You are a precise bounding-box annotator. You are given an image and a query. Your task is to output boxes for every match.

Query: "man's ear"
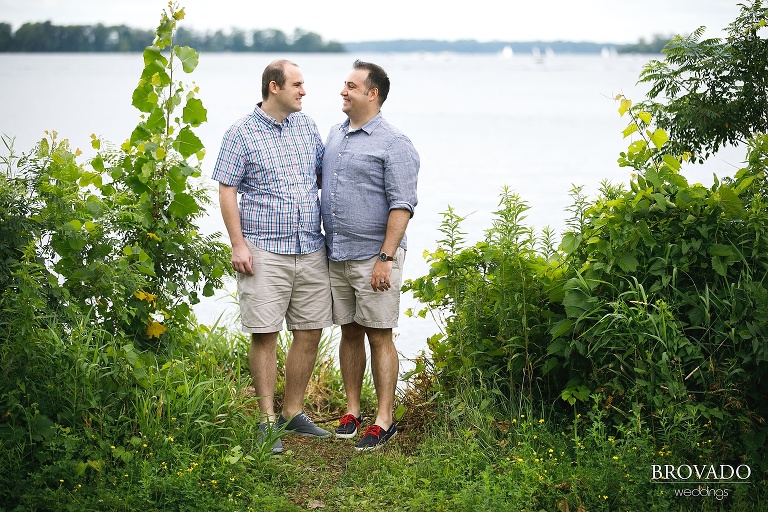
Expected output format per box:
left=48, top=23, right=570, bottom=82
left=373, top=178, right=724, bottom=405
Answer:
left=368, top=87, right=379, bottom=103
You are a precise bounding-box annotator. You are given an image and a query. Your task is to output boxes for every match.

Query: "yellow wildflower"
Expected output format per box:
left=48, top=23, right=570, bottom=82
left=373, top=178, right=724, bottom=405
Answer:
left=147, top=321, right=167, bottom=338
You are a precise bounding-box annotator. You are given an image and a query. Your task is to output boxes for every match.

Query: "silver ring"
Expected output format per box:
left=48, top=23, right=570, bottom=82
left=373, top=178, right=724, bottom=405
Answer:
left=380, top=281, right=386, bottom=284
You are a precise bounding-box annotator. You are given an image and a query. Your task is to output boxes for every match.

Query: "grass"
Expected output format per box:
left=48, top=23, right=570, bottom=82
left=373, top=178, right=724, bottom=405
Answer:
left=1, top=322, right=766, bottom=512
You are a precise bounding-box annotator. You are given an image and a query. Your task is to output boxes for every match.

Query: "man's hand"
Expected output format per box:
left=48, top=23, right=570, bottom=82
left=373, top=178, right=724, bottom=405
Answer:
left=370, top=260, right=392, bottom=291
left=231, top=243, right=253, bottom=276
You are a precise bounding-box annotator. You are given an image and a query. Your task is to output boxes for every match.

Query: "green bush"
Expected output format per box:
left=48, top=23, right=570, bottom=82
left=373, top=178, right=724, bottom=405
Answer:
left=406, top=1, right=768, bottom=474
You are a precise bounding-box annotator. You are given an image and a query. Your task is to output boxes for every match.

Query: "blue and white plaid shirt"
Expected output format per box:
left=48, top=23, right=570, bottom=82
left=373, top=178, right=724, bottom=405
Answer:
left=212, top=104, right=325, bottom=255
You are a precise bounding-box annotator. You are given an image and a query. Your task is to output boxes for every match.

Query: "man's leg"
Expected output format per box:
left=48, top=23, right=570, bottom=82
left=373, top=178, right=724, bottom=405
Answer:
left=281, top=328, right=322, bottom=418
left=249, top=331, right=279, bottom=423
left=339, top=322, right=367, bottom=418
left=365, top=327, right=398, bottom=429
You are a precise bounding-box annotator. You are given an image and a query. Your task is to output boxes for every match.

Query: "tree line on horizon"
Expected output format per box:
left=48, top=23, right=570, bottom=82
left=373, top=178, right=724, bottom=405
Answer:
left=0, top=21, right=672, bottom=53
left=0, top=22, right=344, bottom=52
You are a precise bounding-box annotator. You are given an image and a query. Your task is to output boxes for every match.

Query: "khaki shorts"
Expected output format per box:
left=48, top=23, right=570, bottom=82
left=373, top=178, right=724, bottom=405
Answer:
left=237, top=240, right=332, bottom=333
left=328, top=247, right=405, bottom=329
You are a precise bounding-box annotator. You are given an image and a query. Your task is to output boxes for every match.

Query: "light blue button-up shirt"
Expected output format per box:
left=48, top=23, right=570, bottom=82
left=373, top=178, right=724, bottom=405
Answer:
left=321, top=113, right=419, bottom=262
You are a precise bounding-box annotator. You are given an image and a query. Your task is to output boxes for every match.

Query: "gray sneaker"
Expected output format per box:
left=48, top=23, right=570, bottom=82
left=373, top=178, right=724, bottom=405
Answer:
left=277, top=411, right=331, bottom=438
left=258, top=422, right=283, bottom=454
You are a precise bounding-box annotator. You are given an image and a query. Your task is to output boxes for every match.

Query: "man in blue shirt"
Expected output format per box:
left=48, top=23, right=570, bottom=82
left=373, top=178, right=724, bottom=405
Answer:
left=213, top=59, right=332, bottom=454
left=321, top=60, right=420, bottom=451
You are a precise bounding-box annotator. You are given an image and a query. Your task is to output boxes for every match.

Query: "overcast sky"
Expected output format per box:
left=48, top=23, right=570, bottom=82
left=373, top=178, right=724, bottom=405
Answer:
left=0, top=0, right=742, bottom=44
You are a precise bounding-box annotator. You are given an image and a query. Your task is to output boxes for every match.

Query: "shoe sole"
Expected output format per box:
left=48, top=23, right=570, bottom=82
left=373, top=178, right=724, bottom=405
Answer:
left=354, top=430, right=397, bottom=452
left=285, top=430, right=332, bottom=438
left=335, top=429, right=358, bottom=439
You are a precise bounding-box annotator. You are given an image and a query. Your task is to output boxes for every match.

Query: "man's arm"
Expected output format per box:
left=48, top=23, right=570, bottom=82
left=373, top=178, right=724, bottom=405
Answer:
left=219, top=183, right=253, bottom=276
left=370, top=208, right=411, bottom=291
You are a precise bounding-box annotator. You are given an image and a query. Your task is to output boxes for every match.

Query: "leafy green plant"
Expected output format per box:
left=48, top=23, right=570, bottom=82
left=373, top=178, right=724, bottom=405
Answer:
left=636, top=0, right=768, bottom=162
left=404, top=188, right=561, bottom=401
left=406, top=8, right=768, bottom=473
left=90, top=2, right=231, bottom=346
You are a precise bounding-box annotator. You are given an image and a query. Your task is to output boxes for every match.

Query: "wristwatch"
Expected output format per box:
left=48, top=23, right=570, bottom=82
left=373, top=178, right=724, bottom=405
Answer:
left=379, top=252, right=394, bottom=262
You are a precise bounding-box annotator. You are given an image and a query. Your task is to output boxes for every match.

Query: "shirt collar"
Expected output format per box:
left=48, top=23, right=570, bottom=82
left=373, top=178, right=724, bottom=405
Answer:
left=342, top=111, right=383, bottom=135
left=254, top=102, right=292, bottom=128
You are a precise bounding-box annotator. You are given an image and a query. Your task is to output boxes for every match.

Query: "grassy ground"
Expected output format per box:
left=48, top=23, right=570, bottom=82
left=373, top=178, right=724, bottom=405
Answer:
left=235, top=413, right=766, bottom=512
left=256, top=418, right=421, bottom=510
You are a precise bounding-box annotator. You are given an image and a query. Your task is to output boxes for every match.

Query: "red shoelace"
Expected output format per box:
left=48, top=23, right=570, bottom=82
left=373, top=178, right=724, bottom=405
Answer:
left=339, top=414, right=361, bottom=427
left=361, top=425, right=382, bottom=438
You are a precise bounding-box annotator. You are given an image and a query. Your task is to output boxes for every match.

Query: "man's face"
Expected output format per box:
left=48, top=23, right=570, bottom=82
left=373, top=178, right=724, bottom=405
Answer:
left=340, top=68, right=371, bottom=116
left=275, top=64, right=306, bottom=113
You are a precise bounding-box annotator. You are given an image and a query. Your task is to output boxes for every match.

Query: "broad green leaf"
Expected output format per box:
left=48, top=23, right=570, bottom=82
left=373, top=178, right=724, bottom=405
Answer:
left=168, top=165, right=187, bottom=193
left=637, top=220, right=656, bottom=246
left=174, top=126, right=204, bottom=157
left=661, top=153, right=681, bottom=171
left=151, top=70, right=171, bottom=88
left=559, top=232, right=581, bottom=255
left=142, top=45, right=168, bottom=67
left=649, top=128, right=669, bottom=149
left=622, top=123, right=639, bottom=138
left=733, top=173, right=756, bottom=194
left=91, top=155, right=104, bottom=173
left=125, top=174, right=152, bottom=195
left=645, top=168, right=662, bottom=188
left=141, top=60, right=166, bottom=82
left=132, top=82, right=158, bottom=113
left=548, top=323, right=572, bottom=343
left=174, top=46, right=199, bottom=73
left=638, top=111, right=652, bottom=124
left=651, top=192, right=668, bottom=212
left=712, top=255, right=727, bottom=277
left=168, top=192, right=200, bottom=218
left=129, top=125, right=151, bottom=146
left=31, top=414, right=56, bottom=441
left=708, top=244, right=735, bottom=257
left=627, top=139, right=647, bottom=155
left=563, top=287, right=593, bottom=318
left=145, top=108, right=166, bottom=133
left=182, top=97, right=207, bottom=126
left=155, top=18, right=174, bottom=48
left=617, top=252, right=639, bottom=272
left=717, top=185, right=745, bottom=217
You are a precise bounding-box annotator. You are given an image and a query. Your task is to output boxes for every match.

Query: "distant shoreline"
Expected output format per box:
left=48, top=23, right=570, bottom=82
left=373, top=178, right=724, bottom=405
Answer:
left=0, top=21, right=670, bottom=53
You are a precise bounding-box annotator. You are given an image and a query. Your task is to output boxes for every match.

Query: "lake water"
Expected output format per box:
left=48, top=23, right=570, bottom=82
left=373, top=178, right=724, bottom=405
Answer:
left=0, top=52, right=745, bottom=361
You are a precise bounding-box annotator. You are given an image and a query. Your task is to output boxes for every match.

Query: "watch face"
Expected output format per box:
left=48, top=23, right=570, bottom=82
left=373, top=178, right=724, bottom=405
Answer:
left=379, top=253, right=387, bottom=262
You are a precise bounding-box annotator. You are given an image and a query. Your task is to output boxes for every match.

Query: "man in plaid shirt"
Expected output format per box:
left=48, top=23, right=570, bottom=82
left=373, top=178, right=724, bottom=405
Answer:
left=212, top=59, right=332, bottom=454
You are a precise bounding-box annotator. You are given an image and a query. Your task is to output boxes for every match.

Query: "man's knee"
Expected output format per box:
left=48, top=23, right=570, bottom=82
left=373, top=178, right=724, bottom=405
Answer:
left=364, top=327, right=394, bottom=348
left=341, top=322, right=366, bottom=342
